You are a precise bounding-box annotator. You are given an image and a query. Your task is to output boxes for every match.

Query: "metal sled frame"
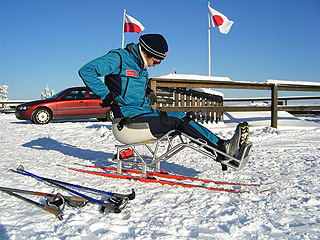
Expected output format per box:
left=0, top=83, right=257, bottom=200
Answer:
left=114, top=130, right=253, bottom=177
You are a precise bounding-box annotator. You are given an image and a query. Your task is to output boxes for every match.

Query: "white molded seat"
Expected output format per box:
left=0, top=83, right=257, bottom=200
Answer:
left=112, top=118, right=157, bottom=145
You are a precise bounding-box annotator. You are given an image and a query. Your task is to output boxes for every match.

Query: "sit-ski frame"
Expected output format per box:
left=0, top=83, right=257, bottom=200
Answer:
left=114, top=130, right=253, bottom=177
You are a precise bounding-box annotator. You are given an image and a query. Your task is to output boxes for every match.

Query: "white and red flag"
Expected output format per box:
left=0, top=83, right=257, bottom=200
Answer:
left=208, top=6, right=234, bottom=34
left=124, top=13, right=145, bottom=34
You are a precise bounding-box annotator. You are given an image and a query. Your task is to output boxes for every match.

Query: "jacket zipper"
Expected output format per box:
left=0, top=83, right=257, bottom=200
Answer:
left=122, top=77, right=130, bottom=99
left=140, top=77, right=148, bottom=107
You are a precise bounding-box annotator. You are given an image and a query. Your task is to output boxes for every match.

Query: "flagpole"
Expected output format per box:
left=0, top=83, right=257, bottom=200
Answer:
left=121, top=9, right=126, bottom=48
left=208, top=2, right=211, bottom=76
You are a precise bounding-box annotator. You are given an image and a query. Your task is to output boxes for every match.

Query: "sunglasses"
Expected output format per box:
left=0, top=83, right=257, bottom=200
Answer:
left=152, top=57, right=161, bottom=65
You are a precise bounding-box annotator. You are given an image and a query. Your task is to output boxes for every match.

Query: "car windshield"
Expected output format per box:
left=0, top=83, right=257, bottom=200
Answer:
left=47, top=89, right=71, bottom=99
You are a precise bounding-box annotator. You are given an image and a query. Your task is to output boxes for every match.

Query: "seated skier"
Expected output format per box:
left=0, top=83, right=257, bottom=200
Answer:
left=78, top=34, right=249, bottom=168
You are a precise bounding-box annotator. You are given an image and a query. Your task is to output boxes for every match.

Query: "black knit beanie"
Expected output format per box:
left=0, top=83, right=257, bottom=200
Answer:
left=139, top=34, right=168, bottom=60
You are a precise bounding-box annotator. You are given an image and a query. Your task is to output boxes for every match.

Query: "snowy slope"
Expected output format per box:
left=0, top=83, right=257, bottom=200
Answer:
left=0, top=113, right=319, bottom=240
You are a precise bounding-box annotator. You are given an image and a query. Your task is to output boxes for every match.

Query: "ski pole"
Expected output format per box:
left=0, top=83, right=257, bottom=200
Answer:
left=0, top=186, right=88, bottom=208
left=14, top=165, right=135, bottom=200
left=0, top=188, right=63, bottom=220
left=56, top=164, right=135, bottom=200
left=11, top=166, right=122, bottom=213
left=13, top=168, right=121, bottom=213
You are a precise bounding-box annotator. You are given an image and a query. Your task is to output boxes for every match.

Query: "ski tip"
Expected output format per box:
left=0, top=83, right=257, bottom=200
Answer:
left=263, top=181, right=277, bottom=186
left=56, top=164, right=71, bottom=169
left=258, top=188, right=276, bottom=194
left=8, top=165, right=25, bottom=173
left=16, top=165, right=25, bottom=172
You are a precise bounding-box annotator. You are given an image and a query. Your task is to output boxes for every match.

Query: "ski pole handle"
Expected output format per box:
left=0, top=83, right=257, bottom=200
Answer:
left=0, top=189, right=64, bottom=220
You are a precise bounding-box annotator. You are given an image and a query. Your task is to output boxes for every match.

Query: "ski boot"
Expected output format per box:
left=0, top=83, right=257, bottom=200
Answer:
left=222, top=122, right=252, bottom=170
left=225, top=121, right=249, bottom=157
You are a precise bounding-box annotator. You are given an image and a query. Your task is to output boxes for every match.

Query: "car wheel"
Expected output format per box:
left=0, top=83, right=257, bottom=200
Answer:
left=106, top=109, right=114, bottom=121
left=32, top=108, right=52, bottom=124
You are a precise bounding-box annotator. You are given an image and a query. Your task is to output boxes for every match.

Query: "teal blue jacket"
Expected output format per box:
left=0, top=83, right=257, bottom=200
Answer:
left=79, top=43, right=222, bottom=147
left=79, top=43, right=157, bottom=117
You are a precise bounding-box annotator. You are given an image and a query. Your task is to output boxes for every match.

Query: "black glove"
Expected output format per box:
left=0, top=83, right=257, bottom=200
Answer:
left=100, top=92, right=115, bottom=108
left=146, top=87, right=157, bottom=105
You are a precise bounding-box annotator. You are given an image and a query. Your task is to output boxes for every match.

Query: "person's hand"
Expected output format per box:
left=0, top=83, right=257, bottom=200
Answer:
left=146, top=87, right=157, bottom=105
left=100, top=92, right=115, bottom=108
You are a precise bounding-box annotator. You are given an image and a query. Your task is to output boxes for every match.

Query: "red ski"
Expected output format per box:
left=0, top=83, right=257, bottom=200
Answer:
left=75, top=163, right=274, bottom=187
left=64, top=166, right=251, bottom=194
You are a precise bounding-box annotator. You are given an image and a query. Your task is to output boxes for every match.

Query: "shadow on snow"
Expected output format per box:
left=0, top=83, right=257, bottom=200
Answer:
left=22, top=137, right=200, bottom=176
left=22, top=137, right=114, bottom=165
left=0, top=223, right=9, bottom=240
left=224, top=112, right=301, bottom=124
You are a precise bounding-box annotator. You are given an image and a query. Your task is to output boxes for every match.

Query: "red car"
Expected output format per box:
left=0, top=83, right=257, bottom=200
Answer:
left=15, top=87, right=113, bottom=124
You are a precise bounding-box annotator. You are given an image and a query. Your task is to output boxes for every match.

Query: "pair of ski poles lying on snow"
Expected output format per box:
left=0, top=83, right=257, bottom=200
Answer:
left=0, top=165, right=135, bottom=220
left=0, top=186, right=87, bottom=220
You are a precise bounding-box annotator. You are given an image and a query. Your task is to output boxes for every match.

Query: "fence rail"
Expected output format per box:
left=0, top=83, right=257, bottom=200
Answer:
left=224, top=95, right=320, bottom=103
left=159, top=105, right=320, bottom=112
left=151, top=77, right=320, bottom=128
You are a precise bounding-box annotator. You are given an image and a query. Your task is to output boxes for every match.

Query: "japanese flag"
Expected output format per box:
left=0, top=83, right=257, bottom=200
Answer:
left=124, top=14, right=145, bottom=34
left=208, top=6, right=234, bottom=34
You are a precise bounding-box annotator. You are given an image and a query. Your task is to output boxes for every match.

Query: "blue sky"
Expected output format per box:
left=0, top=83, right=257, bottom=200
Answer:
left=0, top=0, right=319, bottom=100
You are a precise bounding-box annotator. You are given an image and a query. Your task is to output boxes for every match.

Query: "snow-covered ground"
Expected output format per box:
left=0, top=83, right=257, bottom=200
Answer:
left=0, top=113, right=319, bottom=240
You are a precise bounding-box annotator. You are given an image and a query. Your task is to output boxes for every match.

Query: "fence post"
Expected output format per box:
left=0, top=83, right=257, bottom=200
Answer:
left=181, top=93, right=185, bottom=107
left=271, top=84, right=278, bottom=128
left=174, top=92, right=179, bottom=106
left=186, top=95, right=190, bottom=106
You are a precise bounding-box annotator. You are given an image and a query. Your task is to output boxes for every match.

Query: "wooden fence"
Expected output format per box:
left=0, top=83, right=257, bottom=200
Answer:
left=150, top=77, right=320, bottom=128
left=157, top=87, right=223, bottom=123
